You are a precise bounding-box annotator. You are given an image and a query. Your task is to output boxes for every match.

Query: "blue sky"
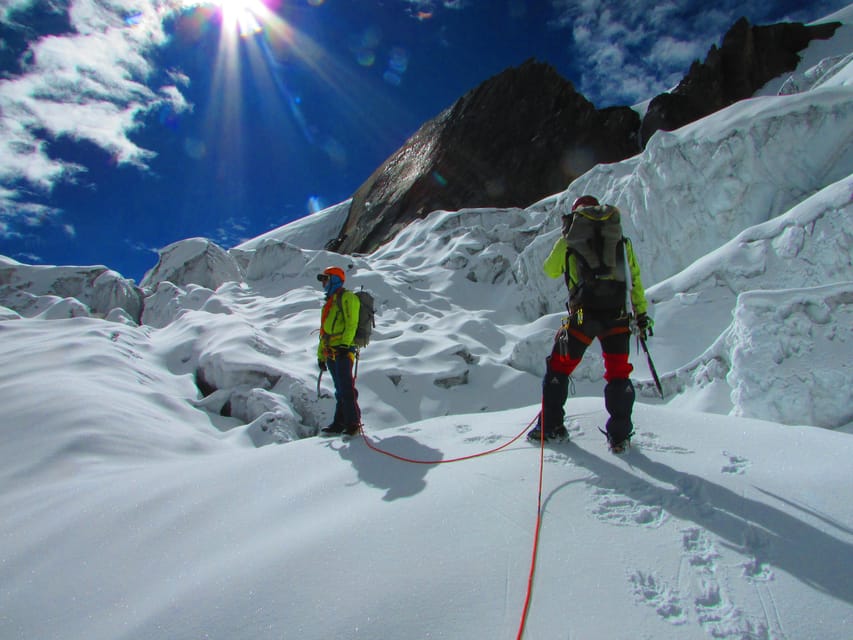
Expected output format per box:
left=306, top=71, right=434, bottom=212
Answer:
left=0, top=0, right=847, bottom=282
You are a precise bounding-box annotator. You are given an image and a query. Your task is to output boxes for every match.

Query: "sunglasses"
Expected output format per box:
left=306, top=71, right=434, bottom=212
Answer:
left=317, top=274, right=330, bottom=283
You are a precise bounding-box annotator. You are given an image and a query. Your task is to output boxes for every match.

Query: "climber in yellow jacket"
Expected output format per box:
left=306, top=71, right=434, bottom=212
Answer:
left=316, top=266, right=362, bottom=436
left=530, top=195, right=651, bottom=453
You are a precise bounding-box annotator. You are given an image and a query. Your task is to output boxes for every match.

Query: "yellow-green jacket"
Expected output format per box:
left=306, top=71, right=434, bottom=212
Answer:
left=543, top=236, right=648, bottom=315
left=318, top=289, right=361, bottom=359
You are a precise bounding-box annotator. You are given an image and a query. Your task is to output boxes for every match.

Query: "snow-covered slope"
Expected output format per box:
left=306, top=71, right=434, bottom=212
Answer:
left=1, top=7, right=852, bottom=640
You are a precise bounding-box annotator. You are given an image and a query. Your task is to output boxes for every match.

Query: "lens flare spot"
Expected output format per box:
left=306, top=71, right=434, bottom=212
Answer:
left=184, top=138, right=207, bottom=159
left=307, top=196, right=325, bottom=214
left=388, top=47, right=409, bottom=73
left=357, top=50, right=376, bottom=67
left=322, top=138, right=347, bottom=166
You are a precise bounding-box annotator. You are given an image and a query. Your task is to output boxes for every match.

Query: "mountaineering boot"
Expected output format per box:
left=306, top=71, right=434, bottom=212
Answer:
left=597, top=427, right=634, bottom=453
left=320, top=423, right=346, bottom=436
left=527, top=424, right=570, bottom=443
left=609, top=432, right=633, bottom=453
left=603, top=378, right=635, bottom=451
left=341, top=423, right=361, bottom=436
left=320, top=423, right=361, bottom=437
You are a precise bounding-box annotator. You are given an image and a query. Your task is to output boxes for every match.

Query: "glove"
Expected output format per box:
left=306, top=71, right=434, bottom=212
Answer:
left=636, top=313, right=653, bottom=338
left=318, top=359, right=327, bottom=372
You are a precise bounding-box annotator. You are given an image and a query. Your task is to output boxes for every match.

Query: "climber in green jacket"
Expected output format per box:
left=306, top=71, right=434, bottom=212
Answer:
left=316, top=266, right=362, bottom=436
left=530, top=195, right=652, bottom=453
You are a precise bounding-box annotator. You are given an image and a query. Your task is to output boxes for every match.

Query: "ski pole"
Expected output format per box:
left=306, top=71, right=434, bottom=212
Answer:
left=640, top=337, right=664, bottom=399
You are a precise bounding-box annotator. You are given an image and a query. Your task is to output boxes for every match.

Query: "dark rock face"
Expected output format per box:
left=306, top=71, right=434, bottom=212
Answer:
left=336, top=60, right=640, bottom=254
left=333, top=18, right=841, bottom=256
left=641, top=18, right=841, bottom=145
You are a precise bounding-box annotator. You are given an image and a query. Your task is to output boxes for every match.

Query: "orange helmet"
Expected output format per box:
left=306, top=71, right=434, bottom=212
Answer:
left=317, top=266, right=346, bottom=282
left=571, top=195, right=599, bottom=211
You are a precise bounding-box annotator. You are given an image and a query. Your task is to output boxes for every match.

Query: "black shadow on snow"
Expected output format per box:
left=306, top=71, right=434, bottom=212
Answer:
left=335, top=436, right=444, bottom=502
left=559, top=443, right=853, bottom=606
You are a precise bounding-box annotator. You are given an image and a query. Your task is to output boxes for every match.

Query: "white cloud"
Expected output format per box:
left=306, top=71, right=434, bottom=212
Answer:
left=0, top=197, right=62, bottom=241
left=549, top=0, right=728, bottom=105
left=0, top=220, right=16, bottom=240
left=0, top=0, right=38, bottom=22
left=648, top=36, right=704, bottom=68
left=401, top=0, right=467, bottom=15
left=0, top=0, right=192, bottom=234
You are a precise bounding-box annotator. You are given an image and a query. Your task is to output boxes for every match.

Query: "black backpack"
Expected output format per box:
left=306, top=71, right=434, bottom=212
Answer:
left=561, top=204, right=628, bottom=311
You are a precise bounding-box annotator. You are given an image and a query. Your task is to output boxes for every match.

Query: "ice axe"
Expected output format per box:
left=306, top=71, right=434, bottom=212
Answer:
left=640, top=337, right=664, bottom=399
left=316, top=370, right=331, bottom=399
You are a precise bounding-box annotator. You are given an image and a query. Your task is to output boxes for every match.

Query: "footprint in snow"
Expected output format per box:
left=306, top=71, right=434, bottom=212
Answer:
left=399, top=425, right=421, bottom=434
left=589, top=486, right=668, bottom=528
left=565, top=418, right=585, bottom=438
left=628, top=570, right=687, bottom=625
left=721, top=451, right=751, bottom=474
left=677, top=527, right=772, bottom=639
left=631, top=431, right=693, bottom=454
left=464, top=433, right=504, bottom=445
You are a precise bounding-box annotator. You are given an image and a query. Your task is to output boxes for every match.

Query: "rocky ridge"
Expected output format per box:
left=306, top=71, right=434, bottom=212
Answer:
left=333, top=16, right=841, bottom=255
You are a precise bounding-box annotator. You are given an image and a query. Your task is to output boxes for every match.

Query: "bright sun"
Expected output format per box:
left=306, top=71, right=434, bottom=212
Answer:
left=215, top=0, right=265, bottom=37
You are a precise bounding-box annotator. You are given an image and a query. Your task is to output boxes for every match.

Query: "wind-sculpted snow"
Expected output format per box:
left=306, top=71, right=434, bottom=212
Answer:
left=0, top=261, right=143, bottom=320
left=234, top=200, right=351, bottom=253
left=638, top=177, right=853, bottom=425
left=780, top=53, right=853, bottom=94
left=727, top=283, right=853, bottom=428
left=141, top=237, right=243, bottom=291
left=559, top=83, right=853, bottom=285
left=1, top=44, right=852, bottom=439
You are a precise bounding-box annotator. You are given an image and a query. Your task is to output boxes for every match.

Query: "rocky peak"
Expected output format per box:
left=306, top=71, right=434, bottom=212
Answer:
left=331, top=18, right=841, bottom=256
left=641, top=18, right=842, bottom=144
left=334, top=59, right=639, bottom=254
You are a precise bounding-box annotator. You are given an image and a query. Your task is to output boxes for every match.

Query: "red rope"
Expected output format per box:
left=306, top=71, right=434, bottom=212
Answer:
left=357, top=413, right=538, bottom=465
left=357, top=413, right=546, bottom=637
left=515, top=408, right=546, bottom=639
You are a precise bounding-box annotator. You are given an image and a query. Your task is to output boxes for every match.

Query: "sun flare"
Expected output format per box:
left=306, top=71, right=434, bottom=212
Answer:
left=215, top=0, right=265, bottom=36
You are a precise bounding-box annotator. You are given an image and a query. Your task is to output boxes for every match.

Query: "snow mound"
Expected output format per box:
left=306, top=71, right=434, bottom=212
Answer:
left=727, top=283, right=853, bottom=428
left=141, top=238, right=243, bottom=291
left=233, top=199, right=351, bottom=252
left=560, top=82, right=853, bottom=286
left=0, top=262, right=143, bottom=320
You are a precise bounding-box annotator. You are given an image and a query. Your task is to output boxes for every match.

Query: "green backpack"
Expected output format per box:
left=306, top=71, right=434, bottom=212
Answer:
left=561, top=204, right=628, bottom=310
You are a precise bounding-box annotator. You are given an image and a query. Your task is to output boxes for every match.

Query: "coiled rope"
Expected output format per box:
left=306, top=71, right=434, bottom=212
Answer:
left=357, top=412, right=545, bottom=638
